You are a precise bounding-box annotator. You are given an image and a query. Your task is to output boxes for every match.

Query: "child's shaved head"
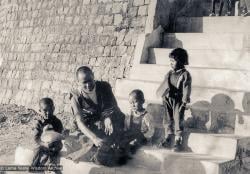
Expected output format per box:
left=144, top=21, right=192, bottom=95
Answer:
left=39, top=97, right=54, bottom=107
left=129, top=89, right=145, bottom=103
left=39, top=98, right=55, bottom=119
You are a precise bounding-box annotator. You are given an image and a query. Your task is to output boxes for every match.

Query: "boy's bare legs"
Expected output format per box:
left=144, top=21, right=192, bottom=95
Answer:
left=209, top=0, right=217, bottom=16
left=219, top=0, right=224, bottom=16
left=225, top=0, right=232, bottom=15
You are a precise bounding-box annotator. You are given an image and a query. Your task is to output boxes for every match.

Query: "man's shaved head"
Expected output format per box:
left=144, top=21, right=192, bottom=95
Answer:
left=76, top=66, right=95, bottom=93
left=76, top=66, right=94, bottom=79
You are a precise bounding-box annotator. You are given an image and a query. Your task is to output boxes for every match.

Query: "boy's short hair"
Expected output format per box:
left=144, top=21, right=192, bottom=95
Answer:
left=39, top=97, right=54, bottom=107
left=169, top=48, right=189, bottom=65
left=129, top=89, right=145, bottom=102
left=76, top=66, right=93, bottom=78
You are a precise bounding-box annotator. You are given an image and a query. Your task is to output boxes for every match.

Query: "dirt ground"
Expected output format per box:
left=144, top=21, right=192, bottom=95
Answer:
left=0, top=104, right=75, bottom=166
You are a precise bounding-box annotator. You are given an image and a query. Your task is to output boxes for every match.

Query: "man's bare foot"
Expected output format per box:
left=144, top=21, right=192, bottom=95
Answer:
left=65, top=155, right=80, bottom=163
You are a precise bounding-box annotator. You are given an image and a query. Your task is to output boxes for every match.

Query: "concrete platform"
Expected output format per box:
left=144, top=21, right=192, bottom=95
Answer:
left=14, top=138, right=250, bottom=174
left=133, top=148, right=230, bottom=174
left=59, top=149, right=233, bottom=174
left=163, top=33, right=249, bottom=50
left=188, top=133, right=250, bottom=159
left=129, top=64, right=250, bottom=92
left=175, top=17, right=250, bottom=33
left=149, top=48, right=250, bottom=70
left=60, top=157, right=161, bottom=174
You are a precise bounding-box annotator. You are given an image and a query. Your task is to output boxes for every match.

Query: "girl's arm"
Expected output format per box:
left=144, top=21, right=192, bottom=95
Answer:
left=156, top=71, right=171, bottom=98
left=182, top=71, right=192, bottom=104
left=142, top=114, right=154, bottom=139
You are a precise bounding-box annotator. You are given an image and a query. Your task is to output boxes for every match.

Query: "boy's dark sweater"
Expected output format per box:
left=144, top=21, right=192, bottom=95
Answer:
left=34, top=115, right=63, bottom=145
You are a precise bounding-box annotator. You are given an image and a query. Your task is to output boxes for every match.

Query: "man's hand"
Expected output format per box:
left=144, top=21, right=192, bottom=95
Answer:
left=104, top=117, right=113, bottom=136
left=92, top=137, right=103, bottom=147
left=179, top=102, right=187, bottom=112
left=40, top=141, right=50, bottom=148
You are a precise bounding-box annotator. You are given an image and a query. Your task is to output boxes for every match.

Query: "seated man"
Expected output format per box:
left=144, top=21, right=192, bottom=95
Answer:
left=69, top=66, right=127, bottom=167
left=31, top=98, right=64, bottom=170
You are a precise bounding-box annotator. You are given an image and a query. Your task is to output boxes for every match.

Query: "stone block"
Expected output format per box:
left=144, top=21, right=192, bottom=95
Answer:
left=128, top=7, right=138, bottom=17
left=138, top=5, right=148, bottom=16
left=131, top=16, right=146, bottom=27
left=94, top=15, right=103, bottom=25
left=51, top=81, right=61, bottom=92
left=114, top=14, right=123, bottom=25
left=112, top=2, right=123, bottom=13
left=103, top=15, right=113, bottom=25
left=96, top=26, right=104, bottom=34
left=133, top=0, right=144, bottom=6
left=116, top=29, right=126, bottom=44
left=96, top=46, right=104, bottom=56
left=117, top=45, right=127, bottom=56
left=41, top=81, right=52, bottom=90
left=83, top=0, right=91, bottom=5
left=103, top=46, right=111, bottom=56
left=111, top=46, right=117, bottom=56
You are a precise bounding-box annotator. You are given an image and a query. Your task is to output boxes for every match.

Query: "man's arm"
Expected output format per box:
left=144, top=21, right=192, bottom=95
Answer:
left=101, top=82, right=118, bottom=112
left=156, top=71, right=171, bottom=98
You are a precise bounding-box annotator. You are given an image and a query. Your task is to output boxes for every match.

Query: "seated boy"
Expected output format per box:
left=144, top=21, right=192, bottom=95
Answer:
left=123, top=89, right=154, bottom=154
left=31, top=98, right=64, bottom=169
left=210, top=0, right=232, bottom=16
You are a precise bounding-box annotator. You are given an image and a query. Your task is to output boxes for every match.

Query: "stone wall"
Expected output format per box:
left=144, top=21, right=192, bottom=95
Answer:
left=0, top=0, right=151, bottom=113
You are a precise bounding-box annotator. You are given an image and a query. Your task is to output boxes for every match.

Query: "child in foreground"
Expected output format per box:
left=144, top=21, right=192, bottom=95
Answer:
left=31, top=98, right=64, bottom=170
left=157, top=48, right=192, bottom=152
left=123, top=89, right=154, bottom=154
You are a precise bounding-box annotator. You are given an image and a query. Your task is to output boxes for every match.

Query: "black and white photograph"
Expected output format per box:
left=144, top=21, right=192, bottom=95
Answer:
left=0, top=0, right=250, bottom=173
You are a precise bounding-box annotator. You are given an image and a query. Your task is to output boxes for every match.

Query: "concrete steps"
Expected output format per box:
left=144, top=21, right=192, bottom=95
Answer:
left=163, top=33, right=249, bottom=50
left=175, top=17, right=250, bottom=33
left=132, top=148, right=230, bottom=174
left=14, top=138, right=250, bottom=174
left=113, top=16, right=250, bottom=174
left=149, top=48, right=250, bottom=70
left=60, top=157, right=161, bottom=174
left=15, top=145, right=233, bottom=174
left=60, top=148, right=232, bottom=174
left=115, top=78, right=247, bottom=111
left=129, top=64, right=250, bottom=92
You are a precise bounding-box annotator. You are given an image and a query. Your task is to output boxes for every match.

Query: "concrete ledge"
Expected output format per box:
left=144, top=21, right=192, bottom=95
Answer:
left=163, top=33, right=250, bottom=50
left=175, top=17, right=250, bottom=33
left=128, top=64, right=250, bottom=92
left=149, top=48, right=250, bottom=70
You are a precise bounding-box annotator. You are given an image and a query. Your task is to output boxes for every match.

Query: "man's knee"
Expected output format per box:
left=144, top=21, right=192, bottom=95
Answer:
left=49, top=141, right=63, bottom=154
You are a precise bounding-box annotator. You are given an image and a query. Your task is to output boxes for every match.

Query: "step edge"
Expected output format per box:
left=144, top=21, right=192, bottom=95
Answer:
left=116, top=79, right=250, bottom=93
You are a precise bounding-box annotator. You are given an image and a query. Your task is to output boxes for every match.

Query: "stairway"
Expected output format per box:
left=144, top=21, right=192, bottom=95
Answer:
left=114, top=16, right=250, bottom=174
